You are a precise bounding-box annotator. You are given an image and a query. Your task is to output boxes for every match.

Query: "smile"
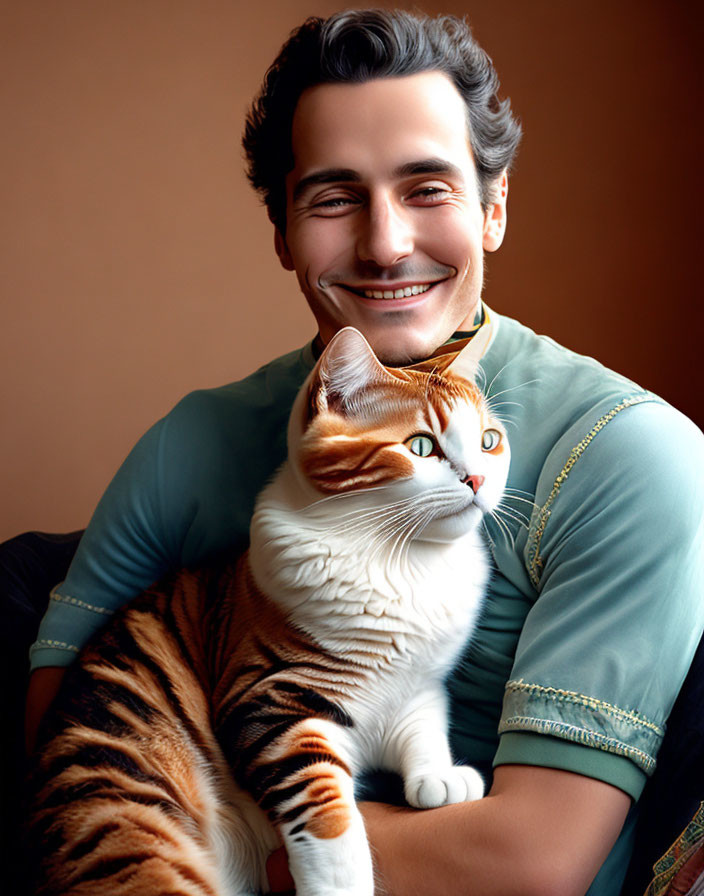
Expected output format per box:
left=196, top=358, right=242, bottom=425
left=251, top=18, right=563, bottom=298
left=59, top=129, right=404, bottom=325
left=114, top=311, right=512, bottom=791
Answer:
left=341, top=283, right=436, bottom=300
left=363, top=284, right=432, bottom=299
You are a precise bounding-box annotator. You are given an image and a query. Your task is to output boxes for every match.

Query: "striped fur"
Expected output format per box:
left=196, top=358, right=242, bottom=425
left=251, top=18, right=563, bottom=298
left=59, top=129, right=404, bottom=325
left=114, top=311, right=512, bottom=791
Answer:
left=28, top=327, right=509, bottom=895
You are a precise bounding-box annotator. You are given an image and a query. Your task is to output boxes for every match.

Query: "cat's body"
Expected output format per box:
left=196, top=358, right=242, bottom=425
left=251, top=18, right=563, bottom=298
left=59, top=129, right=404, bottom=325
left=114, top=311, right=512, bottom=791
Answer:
left=28, top=326, right=510, bottom=896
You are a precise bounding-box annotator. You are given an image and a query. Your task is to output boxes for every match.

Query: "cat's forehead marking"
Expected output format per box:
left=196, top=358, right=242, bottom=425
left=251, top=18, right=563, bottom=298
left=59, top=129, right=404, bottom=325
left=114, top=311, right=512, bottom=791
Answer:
left=423, top=377, right=484, bottom=434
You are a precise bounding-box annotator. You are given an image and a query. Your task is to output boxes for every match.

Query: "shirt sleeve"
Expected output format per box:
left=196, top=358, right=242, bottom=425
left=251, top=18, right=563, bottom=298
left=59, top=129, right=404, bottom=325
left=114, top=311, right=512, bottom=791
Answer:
left=494, top=397, right=704, bottom=799
left=29, top=390, right=240, bottom=670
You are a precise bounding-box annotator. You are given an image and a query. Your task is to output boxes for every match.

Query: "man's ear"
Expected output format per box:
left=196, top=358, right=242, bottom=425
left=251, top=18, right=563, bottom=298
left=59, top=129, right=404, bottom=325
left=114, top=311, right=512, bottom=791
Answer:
left=274, top=228, right=295, bottom=271
left=482, top=170, right=508, bottom=253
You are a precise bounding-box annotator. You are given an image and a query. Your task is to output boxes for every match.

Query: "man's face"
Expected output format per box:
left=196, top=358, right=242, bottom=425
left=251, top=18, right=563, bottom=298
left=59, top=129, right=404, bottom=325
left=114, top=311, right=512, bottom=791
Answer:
left=276, top=71, right=507, bottom=364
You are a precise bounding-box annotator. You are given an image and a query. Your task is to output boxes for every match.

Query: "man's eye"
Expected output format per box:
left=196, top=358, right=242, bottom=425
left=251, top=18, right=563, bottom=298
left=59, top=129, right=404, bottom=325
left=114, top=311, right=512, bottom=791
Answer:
left=410, top=186, right=450, bottom=202
left=312, top=195, right=360, bottom=213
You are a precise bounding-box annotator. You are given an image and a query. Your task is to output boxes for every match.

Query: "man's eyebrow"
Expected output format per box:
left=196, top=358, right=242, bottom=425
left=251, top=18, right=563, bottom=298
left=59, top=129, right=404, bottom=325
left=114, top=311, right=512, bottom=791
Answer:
left=292, top=169, right=361, bottom=202
left=291, top=158, right=464, bottom=202
left=393, top=158, right=465, bottom=181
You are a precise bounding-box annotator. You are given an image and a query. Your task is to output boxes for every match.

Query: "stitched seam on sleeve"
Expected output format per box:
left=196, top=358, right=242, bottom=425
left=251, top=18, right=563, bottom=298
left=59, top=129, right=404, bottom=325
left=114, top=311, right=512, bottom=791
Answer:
left=500, top=678, right=663, bottom=775
left=30, top=639, right=81, bottom=654
left=50, top=586, right=114, bottom=616
left=498, top=715, right=656, bottom=774
left=504, top=679, right=664, bottom=735
left=528, top=394, right=657, bottom=588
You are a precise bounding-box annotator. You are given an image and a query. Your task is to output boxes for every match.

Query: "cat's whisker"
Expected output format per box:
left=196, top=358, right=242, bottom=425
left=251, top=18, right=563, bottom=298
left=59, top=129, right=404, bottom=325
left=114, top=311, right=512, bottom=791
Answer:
left=389, top=510, right=432, bottom=578
left=384, top=519, right=415, bottom=574
left=483, top=513, right=506, bottom=548
left=494, top=506, right=529, bottom=530
left=373, top=503, right=429, bottom=556
left=495, top=497, right=531, bottom=522
left=296, top=483, right=396, bottom=514
left=488, top=412, right=518, bottom=432
left=486, top=399, right=524, bottom=412
left=319, top=494, right=424, bottom=529
left=340, top=504, right=427, bottom=556
left=323, top=494, right=438, bottom=538
left=495, top=496, right=530, bottom=517
left=366, top=514, right=417, bottom=557
left=502, top=494, right=537, bottom=511
left=503, top=486, right=535, bottom=497
left=485, top=379, right=540, bottom=403
left=485, top=510, right=515, bottom=548
left=484, top=359, right=516, bottom=398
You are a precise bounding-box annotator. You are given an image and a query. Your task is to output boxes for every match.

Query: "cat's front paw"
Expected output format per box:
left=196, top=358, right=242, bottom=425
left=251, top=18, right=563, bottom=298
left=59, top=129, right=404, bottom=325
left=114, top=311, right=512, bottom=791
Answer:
left=405, top=765, right=484, bottom=808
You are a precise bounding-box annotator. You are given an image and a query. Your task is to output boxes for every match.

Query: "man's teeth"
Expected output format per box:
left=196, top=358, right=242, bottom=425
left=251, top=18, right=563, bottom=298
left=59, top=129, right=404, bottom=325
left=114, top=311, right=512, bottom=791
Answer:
left=362, top=283, right=432, bottom=299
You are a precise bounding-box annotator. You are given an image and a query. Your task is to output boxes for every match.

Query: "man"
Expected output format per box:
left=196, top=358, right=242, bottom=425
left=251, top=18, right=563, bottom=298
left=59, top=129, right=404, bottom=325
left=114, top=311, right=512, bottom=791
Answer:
left=25, top=10, right=704, bottom=895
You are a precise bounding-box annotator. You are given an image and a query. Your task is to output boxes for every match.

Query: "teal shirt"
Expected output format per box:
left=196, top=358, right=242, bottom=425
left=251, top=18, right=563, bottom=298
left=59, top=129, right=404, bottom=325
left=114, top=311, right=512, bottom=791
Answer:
left=31, top=311, right=704, bottom=894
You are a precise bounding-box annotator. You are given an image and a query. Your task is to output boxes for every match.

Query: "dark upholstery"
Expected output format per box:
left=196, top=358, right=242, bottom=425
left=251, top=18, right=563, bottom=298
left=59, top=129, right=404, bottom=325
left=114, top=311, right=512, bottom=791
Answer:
left=0, top=530, right=83, bottom=896
left=620, top=630, right=704, bottom=894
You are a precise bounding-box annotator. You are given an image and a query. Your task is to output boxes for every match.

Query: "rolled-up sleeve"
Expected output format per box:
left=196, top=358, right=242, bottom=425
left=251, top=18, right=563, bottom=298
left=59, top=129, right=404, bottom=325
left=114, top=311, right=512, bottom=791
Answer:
left=494, top=397, right=704, bottom=800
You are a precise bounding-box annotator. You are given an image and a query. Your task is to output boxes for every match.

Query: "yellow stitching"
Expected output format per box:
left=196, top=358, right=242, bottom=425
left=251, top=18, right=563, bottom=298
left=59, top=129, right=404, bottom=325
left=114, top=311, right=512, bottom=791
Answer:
left=50, top=588, right=113, bottom=616
left=505, top=678, right=664, bottom=735
left=528, top=394, right=656, bottom=588
left=31, top=639, right=80, bottom=653
left=498, top=715, right=656, bottom=772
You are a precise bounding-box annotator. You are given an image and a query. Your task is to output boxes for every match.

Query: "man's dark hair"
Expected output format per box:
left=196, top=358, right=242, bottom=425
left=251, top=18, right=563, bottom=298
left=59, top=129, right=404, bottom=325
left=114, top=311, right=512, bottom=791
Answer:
left=242, top=8, right=522, bottom=233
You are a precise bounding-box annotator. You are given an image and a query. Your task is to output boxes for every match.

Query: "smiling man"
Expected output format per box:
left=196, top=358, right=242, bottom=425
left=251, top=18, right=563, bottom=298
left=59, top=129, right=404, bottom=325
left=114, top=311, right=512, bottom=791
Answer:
left=24, top=9, right=704, bottom=896
left=277, top=71, right=504, bottom=364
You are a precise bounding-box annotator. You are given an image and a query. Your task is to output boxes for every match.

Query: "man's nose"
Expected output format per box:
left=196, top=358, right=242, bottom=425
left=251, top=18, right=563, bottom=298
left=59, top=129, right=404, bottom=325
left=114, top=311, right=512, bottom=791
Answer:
left=356, top=195, right=414, bottom=267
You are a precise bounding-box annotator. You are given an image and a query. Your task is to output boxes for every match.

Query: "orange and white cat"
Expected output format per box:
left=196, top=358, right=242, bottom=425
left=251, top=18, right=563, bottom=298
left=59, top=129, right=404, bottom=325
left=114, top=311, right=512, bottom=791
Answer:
left=29, top=325, right=509, bottom=896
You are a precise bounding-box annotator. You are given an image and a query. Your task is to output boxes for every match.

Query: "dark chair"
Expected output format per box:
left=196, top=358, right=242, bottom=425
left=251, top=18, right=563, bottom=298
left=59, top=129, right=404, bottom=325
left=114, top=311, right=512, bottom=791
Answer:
left=2, top=529, right=702, bottom=895
left=620, top=629, right=704, bottom=895
left=0, top=530, right=84, bottom=896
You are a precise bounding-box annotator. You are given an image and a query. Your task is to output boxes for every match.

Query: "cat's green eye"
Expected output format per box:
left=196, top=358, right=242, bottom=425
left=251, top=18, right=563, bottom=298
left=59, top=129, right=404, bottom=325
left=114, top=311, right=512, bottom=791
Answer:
left=482, top=429, right=502, bottom=451
left=408, top=435, right=436, bottom=457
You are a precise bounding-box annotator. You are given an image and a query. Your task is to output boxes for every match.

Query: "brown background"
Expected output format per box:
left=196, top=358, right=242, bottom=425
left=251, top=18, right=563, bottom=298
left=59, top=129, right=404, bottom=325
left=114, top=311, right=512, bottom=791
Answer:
left=2, top=0, right=702, bottom=542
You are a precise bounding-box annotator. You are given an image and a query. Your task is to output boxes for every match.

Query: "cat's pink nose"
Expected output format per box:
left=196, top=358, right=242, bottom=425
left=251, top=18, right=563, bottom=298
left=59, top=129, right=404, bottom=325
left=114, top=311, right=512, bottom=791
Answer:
left=463, top=474, right=485, bottom=493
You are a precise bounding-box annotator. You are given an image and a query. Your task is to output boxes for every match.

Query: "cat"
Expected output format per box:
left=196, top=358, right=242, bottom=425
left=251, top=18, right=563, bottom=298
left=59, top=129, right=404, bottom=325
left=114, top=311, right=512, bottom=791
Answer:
left=27, top=324, right=510, bottom=896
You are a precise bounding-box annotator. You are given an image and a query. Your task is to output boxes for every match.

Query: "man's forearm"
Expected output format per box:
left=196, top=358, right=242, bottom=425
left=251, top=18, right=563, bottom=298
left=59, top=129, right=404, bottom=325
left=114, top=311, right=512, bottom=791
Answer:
left=361, top=765, right=631, bottom=896
left=25, top=666, right=67, bottom=753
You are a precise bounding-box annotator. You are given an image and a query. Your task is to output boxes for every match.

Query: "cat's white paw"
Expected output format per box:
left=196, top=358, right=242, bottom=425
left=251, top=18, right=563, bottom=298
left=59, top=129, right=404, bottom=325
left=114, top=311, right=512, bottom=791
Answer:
left=296, top=880, right=373, bottom=896
left=405, top=765, right=484, bottom=808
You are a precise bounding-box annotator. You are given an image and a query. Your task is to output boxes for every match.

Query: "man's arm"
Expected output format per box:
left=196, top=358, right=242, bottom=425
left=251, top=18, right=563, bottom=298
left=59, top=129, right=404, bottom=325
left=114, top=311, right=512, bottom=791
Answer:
left=267, top=765, right=630, bottom=896
left=363, top=766, right=630, bottom=896
left=25, top=666, right=66, bottom=752
left=25, top=359, right=309, bottom=750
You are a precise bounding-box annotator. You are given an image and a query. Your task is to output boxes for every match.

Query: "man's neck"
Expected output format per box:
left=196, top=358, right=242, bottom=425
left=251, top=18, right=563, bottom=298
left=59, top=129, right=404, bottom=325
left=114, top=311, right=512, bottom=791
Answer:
left=311, top=305, right=487, bottom=362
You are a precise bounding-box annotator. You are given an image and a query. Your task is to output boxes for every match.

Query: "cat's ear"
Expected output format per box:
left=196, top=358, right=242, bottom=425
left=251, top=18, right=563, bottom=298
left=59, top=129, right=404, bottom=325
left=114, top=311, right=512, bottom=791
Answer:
left=313, top=328, right=393, bottom=414
left=445, top=320, right=495, bottom=383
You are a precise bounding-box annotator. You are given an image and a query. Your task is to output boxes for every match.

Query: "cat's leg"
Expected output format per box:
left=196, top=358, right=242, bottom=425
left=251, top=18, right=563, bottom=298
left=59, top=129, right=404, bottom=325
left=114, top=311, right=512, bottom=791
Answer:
left=248, top=717, right=375, bottom=896
left=384, top=688, right=485, bottom=809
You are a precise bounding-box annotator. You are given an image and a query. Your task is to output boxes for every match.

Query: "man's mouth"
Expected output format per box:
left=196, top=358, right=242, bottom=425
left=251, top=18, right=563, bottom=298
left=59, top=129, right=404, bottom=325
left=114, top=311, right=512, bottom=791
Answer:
left=342, top=283, right=435, bottom=300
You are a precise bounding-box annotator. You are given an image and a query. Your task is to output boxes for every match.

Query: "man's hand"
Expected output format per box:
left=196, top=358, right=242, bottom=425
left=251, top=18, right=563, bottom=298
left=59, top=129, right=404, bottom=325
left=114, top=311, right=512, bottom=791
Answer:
left=267, top=846, right=295, bottom=894
left=25, top=666, right=66, bottom=753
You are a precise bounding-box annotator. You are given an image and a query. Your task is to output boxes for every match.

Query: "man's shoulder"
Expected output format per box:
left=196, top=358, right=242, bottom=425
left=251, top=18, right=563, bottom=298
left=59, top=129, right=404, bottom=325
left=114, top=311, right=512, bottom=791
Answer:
left=483, top=310, right=704, bottom=505
left=486, top=310, right=663, bottom=440
left=489, top=311, right=644, bottom=400
left=165, top=341, right=315, bottom=430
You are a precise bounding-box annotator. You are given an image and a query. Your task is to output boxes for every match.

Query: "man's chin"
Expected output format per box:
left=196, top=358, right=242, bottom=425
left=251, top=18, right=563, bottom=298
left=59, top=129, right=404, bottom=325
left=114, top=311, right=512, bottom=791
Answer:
left=363, top=329, right=447, bottom=367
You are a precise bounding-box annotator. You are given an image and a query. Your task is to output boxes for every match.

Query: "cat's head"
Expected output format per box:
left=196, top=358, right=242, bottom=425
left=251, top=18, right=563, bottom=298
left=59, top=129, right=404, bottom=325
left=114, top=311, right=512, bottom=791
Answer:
left=288, top=325, right=509, bottom=542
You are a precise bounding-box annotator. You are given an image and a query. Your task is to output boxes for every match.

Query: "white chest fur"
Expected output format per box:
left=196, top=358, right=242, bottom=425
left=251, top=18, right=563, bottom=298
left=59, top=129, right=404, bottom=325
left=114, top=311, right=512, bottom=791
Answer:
left=249, top=463, right=489, bottom=702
